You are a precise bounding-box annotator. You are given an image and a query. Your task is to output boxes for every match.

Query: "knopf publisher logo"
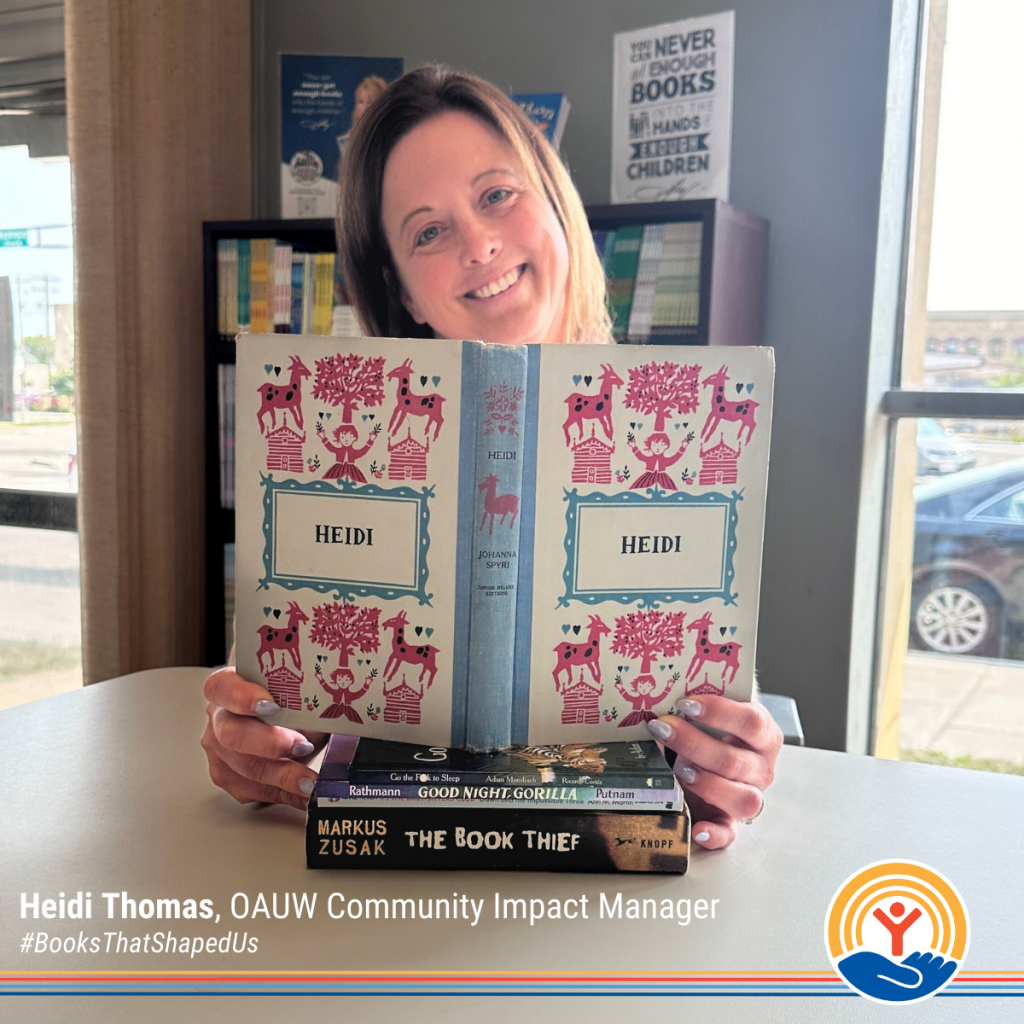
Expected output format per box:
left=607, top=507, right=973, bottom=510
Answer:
left=824, top=859, right=969, bottom=1004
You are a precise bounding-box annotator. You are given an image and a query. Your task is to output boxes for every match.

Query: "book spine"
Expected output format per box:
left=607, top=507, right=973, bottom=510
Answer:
left=290, top=254, right=304, bottom=333
left=216, top=239, right=230, bottom=337
left=347, top=765, right=675, bottom=789
left=301, top=253, right=314, bottom=334
left=225, top=239, right=239, bottom=337
left=236, top=239, right=251, bottom=334
left=249, top=238, right=271, bottom=334
left=627, top=223, right=664, bottom=343
left=307, top=804, right=690, bottom=873
left=463, top=344, right=529, bottom=751
left=606, top=225, right=642, bottom=340
left=312, top=253, right=335, bottom=335
left=273, top=242, right=293, bottom=331
left=316, top=782, right=679, bottom=805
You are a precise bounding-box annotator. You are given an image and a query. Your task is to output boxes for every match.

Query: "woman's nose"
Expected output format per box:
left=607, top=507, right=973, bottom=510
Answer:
left=458, top=215, right=501, bottom=265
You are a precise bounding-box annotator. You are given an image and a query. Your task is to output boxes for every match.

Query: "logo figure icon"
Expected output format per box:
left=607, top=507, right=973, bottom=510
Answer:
left=824, top=860, right=969, bottom=1004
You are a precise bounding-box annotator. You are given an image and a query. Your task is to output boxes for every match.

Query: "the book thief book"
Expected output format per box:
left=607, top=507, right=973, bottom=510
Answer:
left=235, top=336, right=774, bottom=750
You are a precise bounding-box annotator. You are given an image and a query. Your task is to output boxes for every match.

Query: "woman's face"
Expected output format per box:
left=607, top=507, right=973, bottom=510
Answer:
left=381, top=110, right=570, bottom=346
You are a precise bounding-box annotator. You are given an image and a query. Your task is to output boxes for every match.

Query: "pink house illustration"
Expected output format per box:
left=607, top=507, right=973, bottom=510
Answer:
left=698, top=436, right=740, bottom=486
left=264, top=665, right=303, bottom=710
left=383, top=674, right=424, bottom=724
left=266, top=425, right=305, bottom=473
left=387, top=428, right=429, bottom=481
left=571, top=426, right=614, bottom=485
left=685, top=672, right=726, bottom=698
left=560, top=677, right=601, bottom=725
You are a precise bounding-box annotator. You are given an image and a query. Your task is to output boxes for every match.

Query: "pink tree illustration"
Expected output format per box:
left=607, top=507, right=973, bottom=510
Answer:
left=624, top=361, right=702, bottom=431
left=312, top=352, right=386, bottom=423
left=309, top=601, right=381, bottom=721
left=612, top=609, right=687, bottom=689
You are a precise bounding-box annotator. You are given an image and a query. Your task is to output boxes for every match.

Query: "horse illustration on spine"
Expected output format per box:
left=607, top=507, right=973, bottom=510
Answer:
left=308, top=600, right=381, bottom=721
left=478, top=474, right=519, bottom=535
left=701, top=366, right=758, bottom=445
left=311, top=351, right=385, bottom=483
left=257, top=355, right=311, bottom=434
left=611, top=609, right=687, bottom=726
left=562, top=364, right=624, bottom=445
left=387, top=359, right=445, bottom=441
left=256, top=601, right=309, bottom=672
left=553, top=616, right=611, bottom=726
left=382, top=610, right=439, bottom=689
left=685, top=610, right=742, bottom=688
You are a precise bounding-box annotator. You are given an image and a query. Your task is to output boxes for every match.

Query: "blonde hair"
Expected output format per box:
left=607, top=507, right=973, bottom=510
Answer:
left=355, top=75, right=388, bottom=104
left=337, top=65, right=612, bottom=345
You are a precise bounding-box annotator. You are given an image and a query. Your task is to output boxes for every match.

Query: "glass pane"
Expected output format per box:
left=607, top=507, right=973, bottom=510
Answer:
left=0, top=523, right=82, bottom=710
left=0, top=145, right=77, bottom=492
left=902, top=1, right=1024, bottom=393
left=879, top=419, right=1024, bottom=774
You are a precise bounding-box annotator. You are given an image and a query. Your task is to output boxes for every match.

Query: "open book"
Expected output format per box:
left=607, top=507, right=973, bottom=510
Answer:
left=236, top=336, right=773, bottom=749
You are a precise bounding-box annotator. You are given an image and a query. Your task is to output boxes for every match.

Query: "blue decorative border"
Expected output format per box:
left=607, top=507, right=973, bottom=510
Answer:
left=559, top=487, right=742, bottom=609
left=260, top=475, right=434, bottom=606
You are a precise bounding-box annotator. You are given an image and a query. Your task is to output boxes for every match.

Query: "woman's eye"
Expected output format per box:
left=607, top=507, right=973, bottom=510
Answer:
left=484, top=188, right=512, bottom=206
left=415, top=225, right=440, bottom=246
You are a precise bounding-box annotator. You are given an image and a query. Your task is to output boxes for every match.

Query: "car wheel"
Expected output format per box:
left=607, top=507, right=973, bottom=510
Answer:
left=910, top=578, right=1001, bottom=657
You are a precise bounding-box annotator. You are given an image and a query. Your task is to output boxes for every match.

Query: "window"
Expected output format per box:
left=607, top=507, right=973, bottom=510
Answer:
left=874, top=0, right=1024, bottom=776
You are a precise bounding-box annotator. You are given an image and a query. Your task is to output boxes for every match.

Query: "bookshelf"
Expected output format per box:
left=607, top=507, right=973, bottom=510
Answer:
left=201, top=201, right=768, bottom=665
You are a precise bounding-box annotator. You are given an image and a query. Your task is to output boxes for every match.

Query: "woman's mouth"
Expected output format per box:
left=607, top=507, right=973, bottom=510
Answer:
left=467, top=264, right=525, bottom=299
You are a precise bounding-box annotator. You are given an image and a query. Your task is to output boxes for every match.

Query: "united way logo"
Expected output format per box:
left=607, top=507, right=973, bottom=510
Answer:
left=825, top=860, right=969, bottom=1004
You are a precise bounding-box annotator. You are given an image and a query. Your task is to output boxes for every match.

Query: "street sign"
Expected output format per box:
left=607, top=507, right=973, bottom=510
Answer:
left=0, top=229, right=29, bottom=247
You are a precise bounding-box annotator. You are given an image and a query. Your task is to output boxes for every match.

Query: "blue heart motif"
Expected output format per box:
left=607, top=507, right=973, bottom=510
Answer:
left=572, top=374, right=582, bottom=386
left=325, top=412, right=332, bottom=419
left=425, top=627, right=434, bottom=637
left=658, top=664, right=666, bottom=671
left=432, top=376, right=441, bottom=387
left=729, top=626, right=737, bottom=635
left=674, top=423, right=681, bottom=429
left=262, top=607, right=271, bottom=617
left=561, top=624, right=571, bottom=635
left=357, top=659, right=363, bottom=666
left=746, top=383, right=754, bottom=393
left=361, top=414, right=368, bottom=421
left=263, top=364, right=273, bottom=375
left=637, top=422, right=644, bottom=429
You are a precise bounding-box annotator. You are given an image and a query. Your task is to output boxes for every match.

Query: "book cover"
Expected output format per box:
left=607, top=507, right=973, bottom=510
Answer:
left=511, top=92, right=571, bottom=150
left=610, top=12, right=734, bottom=204
left=236, top=336, right=773, bottom=748
left=307, top=802, right=690, bottom=873
left=281, top=54, right=403, bottom=219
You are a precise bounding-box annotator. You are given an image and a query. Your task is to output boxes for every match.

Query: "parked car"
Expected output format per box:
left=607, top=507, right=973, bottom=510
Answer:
left=911, top=458, right=1024, bottom=657
left=916, top=418, right=977, bottom=475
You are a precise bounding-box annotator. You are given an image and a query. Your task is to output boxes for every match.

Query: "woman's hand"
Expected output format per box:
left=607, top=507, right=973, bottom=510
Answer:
left=201, top=667, right=326, bottom=811
left=647, top=695, right=783, bottom=850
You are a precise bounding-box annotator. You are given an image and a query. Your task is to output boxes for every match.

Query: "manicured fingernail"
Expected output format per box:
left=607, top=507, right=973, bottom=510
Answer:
left=674, top=760, right=697, bottom=785
left=254, top=700, right=281, bottom=715
left=298, top=777, right=315, bottom=796
left=291, top=740, right=315, bottom=758
left=694, top=831, right=710, bottom=843
left=674, top=698, right=702, bottom=717
left=647, top=719, right=673, bottom=741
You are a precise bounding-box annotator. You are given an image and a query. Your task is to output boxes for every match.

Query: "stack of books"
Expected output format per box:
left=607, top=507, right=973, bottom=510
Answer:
left=307, top=736, right=690, bottom=873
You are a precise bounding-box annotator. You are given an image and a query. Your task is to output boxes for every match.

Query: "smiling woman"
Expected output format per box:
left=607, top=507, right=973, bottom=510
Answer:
left=336, top=65, right=611, bottom=346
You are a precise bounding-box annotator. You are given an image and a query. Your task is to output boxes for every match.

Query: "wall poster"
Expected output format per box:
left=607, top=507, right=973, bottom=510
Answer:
left=611, top=11, right=734, bottom=205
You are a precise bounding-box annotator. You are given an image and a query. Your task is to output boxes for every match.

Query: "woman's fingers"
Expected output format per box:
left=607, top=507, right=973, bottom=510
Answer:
left=203, top=744, right=310, bottom=812
left=649, top=715, right=769, bottom=788
left=203, top=666, right=281, bottom=718
left=675, top=695, right=783, bottom=757
left=209, top=705, right=314, bottom=760
left=673, top=758, right=764, bottom=823
left=214, top=741, right=317, bottom=802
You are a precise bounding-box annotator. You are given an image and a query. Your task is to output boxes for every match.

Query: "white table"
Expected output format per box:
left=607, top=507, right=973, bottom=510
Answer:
left=1, top=667, right=1022, bottom=1022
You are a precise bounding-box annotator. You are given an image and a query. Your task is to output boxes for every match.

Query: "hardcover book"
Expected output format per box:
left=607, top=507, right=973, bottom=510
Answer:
left=511, top=92, right=571, bottom=150
left=235, top=336, right=774, bottom=749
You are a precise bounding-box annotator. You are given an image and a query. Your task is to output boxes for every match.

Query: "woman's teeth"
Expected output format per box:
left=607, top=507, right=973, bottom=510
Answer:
left=471, top=266, right=523, bottom=298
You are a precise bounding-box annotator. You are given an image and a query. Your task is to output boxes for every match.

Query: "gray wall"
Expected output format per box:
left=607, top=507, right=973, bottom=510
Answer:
left=254, top=0, right=906, bottom=750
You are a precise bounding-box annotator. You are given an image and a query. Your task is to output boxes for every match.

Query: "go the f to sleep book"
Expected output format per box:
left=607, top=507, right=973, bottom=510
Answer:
left=235, top=335, right=774, bottom=751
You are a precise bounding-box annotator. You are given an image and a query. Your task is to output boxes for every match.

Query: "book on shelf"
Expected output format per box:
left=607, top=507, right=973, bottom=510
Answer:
left=217, top=363, right=236, bottom=509
left=235, top=335, right=773, bottom=751
left=307, top=734, right=689, bottom=872
left=511, top=92, right=571, bottom=149
left=316, top=734, right=682, bottom=810
left=215, top=240, right=335, bottom=341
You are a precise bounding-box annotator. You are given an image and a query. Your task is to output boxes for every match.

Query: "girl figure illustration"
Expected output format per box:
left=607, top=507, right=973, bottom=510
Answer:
left=314, top=663, right=372, bottom=723
left=627, top=429, right=694, bottom=491
left=316, top=420, right=380, bottom=482
left=615, top=674, right=675, bottom=727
